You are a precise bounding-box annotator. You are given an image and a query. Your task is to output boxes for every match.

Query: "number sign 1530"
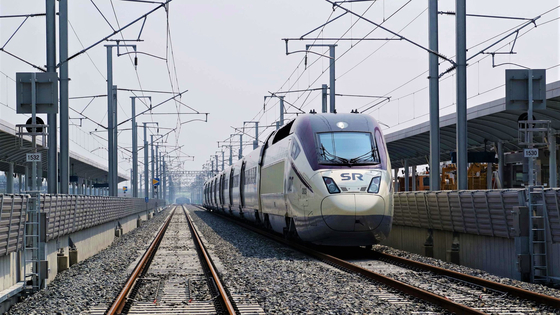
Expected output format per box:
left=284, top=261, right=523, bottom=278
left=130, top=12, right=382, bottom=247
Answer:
left=524, top=148, right=539, bottom=158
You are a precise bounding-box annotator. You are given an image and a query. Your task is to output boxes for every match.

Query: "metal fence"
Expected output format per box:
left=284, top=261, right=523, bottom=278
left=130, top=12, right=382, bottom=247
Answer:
left=393, top=189, right=560, bottom=243
left=0, top=194, right=164, bottom=257
left=0, top=195, right=28, bottom=256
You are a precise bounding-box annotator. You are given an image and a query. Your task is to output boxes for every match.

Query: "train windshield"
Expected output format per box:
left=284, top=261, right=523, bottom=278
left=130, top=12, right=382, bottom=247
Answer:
left=317, top=132, right=380, bottom=165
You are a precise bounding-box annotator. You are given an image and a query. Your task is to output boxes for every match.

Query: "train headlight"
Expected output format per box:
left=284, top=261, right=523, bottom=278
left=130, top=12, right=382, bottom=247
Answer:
left=367, top=176, right=381, bottom=193
left=322, top=177, right=341, bottom=194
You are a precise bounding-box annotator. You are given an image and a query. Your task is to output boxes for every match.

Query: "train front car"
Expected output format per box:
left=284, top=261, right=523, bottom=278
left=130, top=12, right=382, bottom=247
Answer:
left=287, top=113, right=393, bottom=246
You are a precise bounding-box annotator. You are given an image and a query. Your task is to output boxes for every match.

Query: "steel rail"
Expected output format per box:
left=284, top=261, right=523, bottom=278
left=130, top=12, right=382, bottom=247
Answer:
left=182, top=206, right=236, bottom=315
left=372, top=251, right=560, bottom=309
left=193, top=206, right=483, bottom=315
left=106, top=206, right=175, bottom=315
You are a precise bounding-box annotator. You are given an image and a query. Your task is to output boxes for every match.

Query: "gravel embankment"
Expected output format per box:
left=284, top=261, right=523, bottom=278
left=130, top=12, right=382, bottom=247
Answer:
left=7, top=207, right=171, bottom=315
left=187, top=206, right=445, bottom=314
left=372, top=244, right=560, bottom=299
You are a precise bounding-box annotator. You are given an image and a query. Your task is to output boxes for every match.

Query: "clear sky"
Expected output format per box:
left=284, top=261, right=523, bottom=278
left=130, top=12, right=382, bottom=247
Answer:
left=1, top=0, right=559, bottom=188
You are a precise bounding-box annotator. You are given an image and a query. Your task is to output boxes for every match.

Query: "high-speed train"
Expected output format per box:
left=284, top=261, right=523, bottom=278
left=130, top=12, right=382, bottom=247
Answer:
left=203, top=113, right=393, bottom=246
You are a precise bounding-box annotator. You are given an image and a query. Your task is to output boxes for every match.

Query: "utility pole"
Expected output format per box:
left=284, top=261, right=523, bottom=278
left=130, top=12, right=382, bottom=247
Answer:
left=306, top=44, right=336, bottom=113
left=156, top=145, right=159, bottom=198
left=322, top=84, right=328, bottom=113
left=142, top=122, right=157, bottom=199
left=264, top=95, right=285, bottom=129
left=59, top=0, right=69, bottom=194
left=131, top=96, right=151, bottom=198
left=162, top=156, right=166, bottom=202
left=244, top=121, right=259, bottom=150
left=151, top=135, right=155, bottom=198
left=46, top=0, right=57, bottom=194
left=106, top=43, right=137, bottom=196
left=429, top=0, right=441, bottom=191
left=215, top=155, right=218, bottom=173
left=456, top=0, right=467, bottom=190
left=239, top=134, right=243, bottom=160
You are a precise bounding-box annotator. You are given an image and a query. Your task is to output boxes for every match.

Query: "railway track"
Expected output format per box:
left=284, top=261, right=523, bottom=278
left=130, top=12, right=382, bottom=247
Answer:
left=195, top=205, right=560, bottom=315
left=89, top=205, right=264, bottom=315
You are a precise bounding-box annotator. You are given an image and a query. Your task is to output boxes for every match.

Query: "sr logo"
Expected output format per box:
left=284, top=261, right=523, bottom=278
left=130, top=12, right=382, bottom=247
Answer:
left=340, top=173, right=363, bottom=181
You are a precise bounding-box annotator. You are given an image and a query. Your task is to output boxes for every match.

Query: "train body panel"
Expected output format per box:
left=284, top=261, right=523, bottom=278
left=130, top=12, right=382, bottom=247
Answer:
left=240, top=149, right=260, bottom=222
left=203, top=113, right=393, bottom=246
left=230, top=160, right=243, bottom=217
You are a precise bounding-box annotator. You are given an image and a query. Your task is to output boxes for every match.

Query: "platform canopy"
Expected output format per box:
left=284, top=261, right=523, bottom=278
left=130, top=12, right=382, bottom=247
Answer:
left=0, top=119, right=128, bottom=183
left=385, top=81, right=560, bottom=169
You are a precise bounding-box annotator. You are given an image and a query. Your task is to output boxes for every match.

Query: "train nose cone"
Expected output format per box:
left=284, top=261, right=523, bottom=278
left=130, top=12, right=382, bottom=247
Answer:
left=320, top=194, right=386, bottom=232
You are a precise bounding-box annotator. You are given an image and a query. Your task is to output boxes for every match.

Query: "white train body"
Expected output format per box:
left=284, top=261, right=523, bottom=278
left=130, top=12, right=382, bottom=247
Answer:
left=203, top=113, right=393, bottom=246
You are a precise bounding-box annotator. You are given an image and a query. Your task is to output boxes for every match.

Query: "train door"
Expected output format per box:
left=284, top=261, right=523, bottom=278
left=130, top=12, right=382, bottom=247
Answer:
left=219, top=174, right=224, bottom=207
left=240, top=161, right=246, bottom=209
left=229, top=170, right=234, bottom=207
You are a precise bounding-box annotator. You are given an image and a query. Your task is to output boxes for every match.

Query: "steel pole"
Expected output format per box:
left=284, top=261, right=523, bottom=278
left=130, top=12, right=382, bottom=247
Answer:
left=107, top=46, right=114, bottom=196
left=549, top=131, right=557, bottom=188
left=279, top=97, right=285, bottom=127
left=322, top=84, right=328, bottom=113
left=229, top=145, right=232, bottom=166
left=156, top=145, right=159, bottom=198
left=215, top=155, right=218, bottom=173
left=255, top=122, right=259, bottom=150
left=7, top=162, right=14, bottom=193
left=151, top=135, right=154, bottom=198
left=329, top=45, right=336, bottom=113
left=131, top=98, right=138, bottom=197
left=456, top=0, right=468, bottom=190
left=221, top=151, right=225, bottom=171
left=112, top=85, right=118, bottom=195
left=239, top=134, right=243, bottom=159
left=429, top=0, right=441, bottom=191
left=59, top=0, right=69, bottom=194
left=497, top=141, right=504, bottom=189
left=46, top=0, right=57, bottom=194
left=144, top=124, right=149, bottom=199
left=528, top=69, right=534, bottom=186
left=162, top=156, right=166, bottom=202
left=404, top=160, right=410, bottom=191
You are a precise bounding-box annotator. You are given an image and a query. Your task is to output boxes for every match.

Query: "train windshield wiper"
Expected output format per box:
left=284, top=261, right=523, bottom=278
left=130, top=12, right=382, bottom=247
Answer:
left=320, top=145, right=349, bottom=164
left=349, top=147, right=380, bottom=164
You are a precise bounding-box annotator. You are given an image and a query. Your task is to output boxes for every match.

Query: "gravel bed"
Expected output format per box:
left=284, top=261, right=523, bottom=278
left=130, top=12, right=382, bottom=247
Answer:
left=372, top=244, right=560, bottom=299
left=187, top=206, right=447, bottom=314
left=7, top=207, right=172, bottom=315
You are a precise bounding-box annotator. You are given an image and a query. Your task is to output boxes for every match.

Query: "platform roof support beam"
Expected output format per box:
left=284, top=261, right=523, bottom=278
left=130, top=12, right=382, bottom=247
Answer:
left=6, top=162, right=14, bottom=193
left=497, top=141, right=504, bottom=189
left=404, top=160, right=410, bottom=191
left=550, top=132, right=557, bottom=188
left=394, top=168, right=399, bottom=192
left=487, top=163, right=493, bottom=189
left=411, top=165, right=416, bottom=191
left=429, top=0, right=440, bottom=191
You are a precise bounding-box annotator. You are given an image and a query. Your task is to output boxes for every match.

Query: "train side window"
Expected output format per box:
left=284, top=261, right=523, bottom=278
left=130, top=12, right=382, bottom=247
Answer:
left=272, top=120, right=294, bottom=144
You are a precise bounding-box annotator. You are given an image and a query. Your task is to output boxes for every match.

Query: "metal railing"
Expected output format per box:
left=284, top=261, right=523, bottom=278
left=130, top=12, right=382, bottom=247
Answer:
left=394, top=189, right=560, bottom=243
left=0, top=194, right=164, bottom=257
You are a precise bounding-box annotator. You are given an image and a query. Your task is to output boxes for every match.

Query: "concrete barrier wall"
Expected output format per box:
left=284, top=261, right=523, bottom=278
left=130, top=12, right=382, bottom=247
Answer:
left=44, top=209, right=155, bottom=283
left=382, top=225, right=520, bottom=280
